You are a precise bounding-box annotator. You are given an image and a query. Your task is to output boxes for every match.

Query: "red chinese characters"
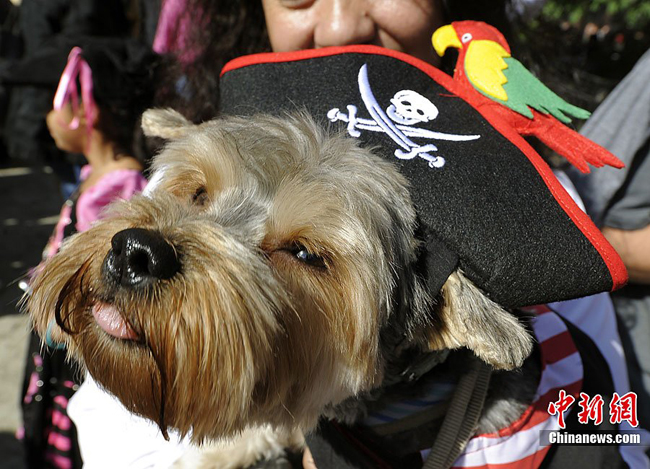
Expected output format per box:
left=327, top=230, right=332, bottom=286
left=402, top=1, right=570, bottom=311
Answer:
left=548, top=390, right=638, bottom=429
left=548, top=390, right=576, bottom=429
left=610, top=392, right=639, bottom=427
left=577, top=393, right=604, bottom=425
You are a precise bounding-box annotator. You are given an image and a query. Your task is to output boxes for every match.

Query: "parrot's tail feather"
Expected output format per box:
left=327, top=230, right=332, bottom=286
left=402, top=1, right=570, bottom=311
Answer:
left=534, top=117, right=624, bottom=173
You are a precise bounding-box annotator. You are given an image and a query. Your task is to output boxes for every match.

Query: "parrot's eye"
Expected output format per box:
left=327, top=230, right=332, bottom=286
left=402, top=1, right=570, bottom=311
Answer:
left=461, top=33, right=472, bottom=43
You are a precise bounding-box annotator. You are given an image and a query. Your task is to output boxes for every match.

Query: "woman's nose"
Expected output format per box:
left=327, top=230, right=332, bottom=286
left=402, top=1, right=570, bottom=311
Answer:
left=313, top=0, right=376, bottom=48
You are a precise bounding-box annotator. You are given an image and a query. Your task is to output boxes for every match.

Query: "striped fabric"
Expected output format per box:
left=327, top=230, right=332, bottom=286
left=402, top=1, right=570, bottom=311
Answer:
left=306, top=304, right=637, bottom=469
left=362, top=382, right=457, bottom=427
left=449, top=306, right=583, bottom=468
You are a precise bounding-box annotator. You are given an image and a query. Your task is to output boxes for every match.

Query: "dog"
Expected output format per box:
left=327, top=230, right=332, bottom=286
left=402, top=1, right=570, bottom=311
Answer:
left=27, top=109, right=592, bottom=468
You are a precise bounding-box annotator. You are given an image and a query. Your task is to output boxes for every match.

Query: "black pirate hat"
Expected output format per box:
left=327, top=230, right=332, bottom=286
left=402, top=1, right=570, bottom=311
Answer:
left=218, top=46, right=626, bottom=308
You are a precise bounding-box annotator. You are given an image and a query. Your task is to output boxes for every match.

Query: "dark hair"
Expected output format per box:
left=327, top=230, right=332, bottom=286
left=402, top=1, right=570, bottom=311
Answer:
left=81, top=39, right=161, bottom=165
left=157, top=0, right=512, bottom=122
left=155, top=0, right=269, bottom=122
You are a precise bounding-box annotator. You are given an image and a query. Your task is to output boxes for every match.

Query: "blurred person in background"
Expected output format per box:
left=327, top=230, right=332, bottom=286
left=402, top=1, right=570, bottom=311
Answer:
left=16, top=39, right=158, bottom=469
left=2, top=0, right=156, bottom=197
left=568, top=47, right=650, bottom=433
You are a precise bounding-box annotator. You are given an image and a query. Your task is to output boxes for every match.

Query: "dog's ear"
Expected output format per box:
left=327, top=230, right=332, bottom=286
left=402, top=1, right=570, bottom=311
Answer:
left=427, top=270, right=533, bottom=370
left=141, top=108, right=193, bottom=140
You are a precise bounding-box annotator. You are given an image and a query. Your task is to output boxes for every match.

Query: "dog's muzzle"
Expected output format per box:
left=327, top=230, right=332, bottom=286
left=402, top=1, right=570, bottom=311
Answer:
left=103, top=228, right=180, bottom=288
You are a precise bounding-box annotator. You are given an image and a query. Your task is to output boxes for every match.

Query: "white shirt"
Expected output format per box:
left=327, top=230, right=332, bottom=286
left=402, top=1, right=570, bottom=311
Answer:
left=67, top=373, right=191, bottom=469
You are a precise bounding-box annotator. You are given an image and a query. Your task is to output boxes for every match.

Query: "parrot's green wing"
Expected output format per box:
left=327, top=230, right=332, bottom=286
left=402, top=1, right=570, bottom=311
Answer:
left=498, top=57, right=591, bottom=123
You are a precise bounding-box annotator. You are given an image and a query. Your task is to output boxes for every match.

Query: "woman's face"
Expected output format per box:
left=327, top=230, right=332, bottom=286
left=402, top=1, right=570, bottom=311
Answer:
left=261, top=0, right=445, bottom=66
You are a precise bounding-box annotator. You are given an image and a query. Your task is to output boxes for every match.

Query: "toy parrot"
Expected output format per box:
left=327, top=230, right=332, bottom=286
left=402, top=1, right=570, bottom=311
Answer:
left=432, top=21, right=623, bottom=173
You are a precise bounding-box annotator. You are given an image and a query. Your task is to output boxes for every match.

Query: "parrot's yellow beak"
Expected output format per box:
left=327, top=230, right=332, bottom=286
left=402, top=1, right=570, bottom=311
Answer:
left=432, top=24, right=462, bottom=57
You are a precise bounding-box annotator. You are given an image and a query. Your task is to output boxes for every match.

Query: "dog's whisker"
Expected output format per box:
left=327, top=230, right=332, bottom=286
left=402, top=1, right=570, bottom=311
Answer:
left=146, top=340, right=170, bottom=441
left=54, top=259, right=93, bottom=336
left=278, top=394, right=296, bottom=423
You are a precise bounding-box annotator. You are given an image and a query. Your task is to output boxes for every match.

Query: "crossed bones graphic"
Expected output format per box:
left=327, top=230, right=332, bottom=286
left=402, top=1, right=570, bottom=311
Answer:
left=327, top=64, right=480, bottom=168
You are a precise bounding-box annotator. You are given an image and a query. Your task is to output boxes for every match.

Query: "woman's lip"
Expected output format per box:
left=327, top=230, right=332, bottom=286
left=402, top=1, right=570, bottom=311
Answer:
left=91, top=302, right=138, bottom=340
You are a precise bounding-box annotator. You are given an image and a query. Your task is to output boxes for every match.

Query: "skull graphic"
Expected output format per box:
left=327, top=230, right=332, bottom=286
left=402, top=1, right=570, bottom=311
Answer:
left=387, top=90, right=439, bottom=125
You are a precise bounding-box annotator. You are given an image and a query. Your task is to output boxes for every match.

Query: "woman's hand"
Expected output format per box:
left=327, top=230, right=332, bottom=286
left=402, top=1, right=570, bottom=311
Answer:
left=303, top=447, right=318, bottom=469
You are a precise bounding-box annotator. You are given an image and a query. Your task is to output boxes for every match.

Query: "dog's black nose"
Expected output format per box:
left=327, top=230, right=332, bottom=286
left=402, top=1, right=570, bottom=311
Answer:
left=103, top=228, right=180, bottom=287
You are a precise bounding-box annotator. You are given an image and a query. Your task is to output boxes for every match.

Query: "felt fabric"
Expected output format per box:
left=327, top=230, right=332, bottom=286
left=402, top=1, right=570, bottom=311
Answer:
left=434, top=22, right=592, bottom=123
left=453, top=30, right=590, bottom=124
left=500, top=57, right=590, bottom=123
left=219, top=45, right=626, bottom=308
left=464, top=39, right=509, bottom=102
left=432, top=21, right=622, bottom=174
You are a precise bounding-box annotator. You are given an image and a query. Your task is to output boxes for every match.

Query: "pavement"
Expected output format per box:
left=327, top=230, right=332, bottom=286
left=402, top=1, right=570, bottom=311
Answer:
left=0, top=161, right=63, bottom=469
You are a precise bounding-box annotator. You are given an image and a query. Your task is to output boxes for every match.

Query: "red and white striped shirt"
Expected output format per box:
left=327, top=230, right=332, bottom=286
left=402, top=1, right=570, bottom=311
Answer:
left=450, top=306, right=581, bottom=468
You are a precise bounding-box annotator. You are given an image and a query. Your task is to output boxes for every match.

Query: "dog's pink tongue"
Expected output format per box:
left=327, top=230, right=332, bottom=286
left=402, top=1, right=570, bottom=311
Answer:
left=92, top=303, right=138, bottom=340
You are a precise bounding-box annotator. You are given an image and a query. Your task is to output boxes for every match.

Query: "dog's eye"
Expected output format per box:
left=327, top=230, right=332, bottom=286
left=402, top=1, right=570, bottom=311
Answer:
left=292, top=246, right=326, bottom=268
left=191, top=187, right=209, bottom=206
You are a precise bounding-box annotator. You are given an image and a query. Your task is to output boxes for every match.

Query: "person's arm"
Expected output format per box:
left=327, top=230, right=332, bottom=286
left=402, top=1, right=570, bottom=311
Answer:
left=602, top=224, right=650, bottom=284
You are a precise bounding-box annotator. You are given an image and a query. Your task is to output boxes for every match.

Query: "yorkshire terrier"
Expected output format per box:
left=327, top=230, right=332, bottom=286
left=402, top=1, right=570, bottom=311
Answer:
left=28, top=110, right=537, bottom=467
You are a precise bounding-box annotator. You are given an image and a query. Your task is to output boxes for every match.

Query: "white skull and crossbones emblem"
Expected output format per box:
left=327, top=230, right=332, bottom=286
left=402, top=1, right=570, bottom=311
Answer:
left=327, top=64, right=480, bottom=168
left=387, top=90, right=439, bottom=125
